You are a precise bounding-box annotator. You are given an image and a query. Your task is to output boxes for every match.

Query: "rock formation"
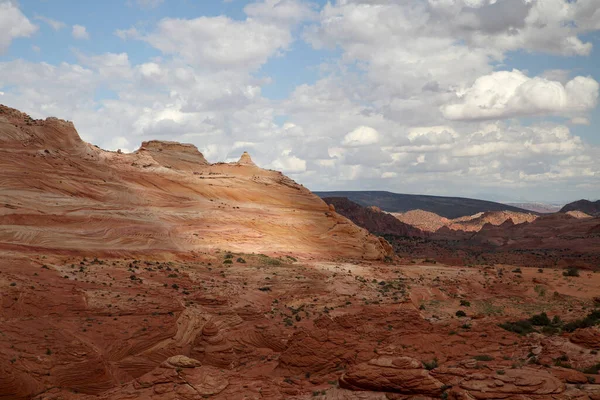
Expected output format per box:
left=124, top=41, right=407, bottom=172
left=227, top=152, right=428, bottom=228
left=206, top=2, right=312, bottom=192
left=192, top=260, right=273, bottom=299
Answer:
left=0, top=104, right=391, bottom=261
left=237, top=151, right=256, bottom=166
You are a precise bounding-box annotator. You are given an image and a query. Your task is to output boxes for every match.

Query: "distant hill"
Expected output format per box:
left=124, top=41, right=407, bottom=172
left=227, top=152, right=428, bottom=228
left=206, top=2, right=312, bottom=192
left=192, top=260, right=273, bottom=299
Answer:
left=315, top=191, right=535, bottom=219
left=504, top=202, right=562, bottom=214
left=322, top=197, right=425, bottom=237
left=560, top=199, right=600, bottom=216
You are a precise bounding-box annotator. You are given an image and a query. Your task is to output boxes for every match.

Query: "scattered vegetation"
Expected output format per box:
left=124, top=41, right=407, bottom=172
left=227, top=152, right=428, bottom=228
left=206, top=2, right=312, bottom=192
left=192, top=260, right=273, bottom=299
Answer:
left=582, top=363, right=600, bottom=375
left=563, top=267, right=580, bottom=277
left=563, top=310, right=600, bottom=332
left=258, top=254, right=283, bottom=266
left=455, top=310, right=467, bottom=317
left=499, top=311, right=600, bottom=335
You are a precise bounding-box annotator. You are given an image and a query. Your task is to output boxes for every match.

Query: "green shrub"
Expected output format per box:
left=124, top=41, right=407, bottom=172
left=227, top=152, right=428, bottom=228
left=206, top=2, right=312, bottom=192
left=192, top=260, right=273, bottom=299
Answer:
left=455, top=310, right=467, bottom=317
left=563, top=267, right=580, bottom=277
left=529, top=312, right=551, bottom=326
left=460, top=300, right=471, bottom=307
left=582, top=363, right=600, bottom=374
left=223, top=259, right=233, bottom=264
left=499, top=320, right=535, bottom=335
left=563, top=310, right=600, bottom=332
left=236, top=257, right=246, bottom=263
left=422, top=358, right=438, bottom=370
left=473, top=355, right=494, bottom=361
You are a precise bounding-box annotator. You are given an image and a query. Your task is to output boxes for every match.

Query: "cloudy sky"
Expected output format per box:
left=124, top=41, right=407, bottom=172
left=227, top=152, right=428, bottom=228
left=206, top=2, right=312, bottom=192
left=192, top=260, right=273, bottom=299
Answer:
left=1, top=0, right=599, bottom=203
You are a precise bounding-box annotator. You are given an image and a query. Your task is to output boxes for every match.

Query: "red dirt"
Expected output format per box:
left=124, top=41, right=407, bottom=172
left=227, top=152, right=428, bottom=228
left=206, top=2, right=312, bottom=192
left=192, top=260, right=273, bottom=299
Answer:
left=2, top=105, right=600, bottom=399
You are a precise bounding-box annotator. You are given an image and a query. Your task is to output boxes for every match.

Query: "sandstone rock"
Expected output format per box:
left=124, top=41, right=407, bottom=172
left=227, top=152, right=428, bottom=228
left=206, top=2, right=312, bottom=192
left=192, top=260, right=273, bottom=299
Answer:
left=191, top=321, right=236, bottom=369
left=237, top=151, right=256, bottom=166
left=570, top=327, right=600, bottom=349
left=551, top=367, right=588, bottom=384
left=459, top=368, right=565, bottom=399
left=0, top=105, right=390, bottom=261
left=339, top=356, right=445, bottom=397
left=163, top=355, right=202, bottom=368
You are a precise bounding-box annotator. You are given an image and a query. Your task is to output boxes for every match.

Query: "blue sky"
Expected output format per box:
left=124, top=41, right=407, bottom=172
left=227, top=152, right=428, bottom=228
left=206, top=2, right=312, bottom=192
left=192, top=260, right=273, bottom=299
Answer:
left=1, top=0, right=599, bottom=203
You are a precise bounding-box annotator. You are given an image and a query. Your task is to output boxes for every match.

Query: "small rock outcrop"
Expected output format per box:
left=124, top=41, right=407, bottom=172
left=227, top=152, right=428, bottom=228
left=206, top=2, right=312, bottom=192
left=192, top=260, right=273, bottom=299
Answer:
left=339, top=356, right=445, bottom=396
left=237, top=151, right=256, bottom=166
left=570, top=327, right=600, bottom=348
left=191, top=321, right=236, bottom=369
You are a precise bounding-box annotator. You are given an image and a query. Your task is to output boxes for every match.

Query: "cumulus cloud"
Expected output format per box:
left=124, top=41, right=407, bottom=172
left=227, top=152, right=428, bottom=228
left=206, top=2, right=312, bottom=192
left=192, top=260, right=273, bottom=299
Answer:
left=342, top=126, right=380, bottom=147
left=270, top=150, right=307, bottom=173
left=75, top=52, right=133, bottom=79
left=1, top=0, right=599, bottom=201
left=442, top=70, right=599, bottom=121
left=143, top=16, right=292, bottom=71
left=0, top=1, right=38, bottom=54
left=72, top=25, right=89, bottom=40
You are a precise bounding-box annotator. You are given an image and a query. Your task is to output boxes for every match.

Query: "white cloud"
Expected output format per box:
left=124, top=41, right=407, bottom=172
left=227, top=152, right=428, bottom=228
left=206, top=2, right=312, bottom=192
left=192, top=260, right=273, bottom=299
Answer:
left=72, top=24, right=89, bottom=40
left=1, top=0, right=599, bottom=202
left=0, top=1, right=38, bottom=54
left=442, top=70, right=599, bottom=121
left=75, top=52, right=133, bottom=79
left=34, top=15, right=66, bottom=31
left=115, top=27, right=140, bottom=40
left=270, top=150, right=307, bottom=173
left=244, top=0, right=317, bottom=25
left=143, top=16, right=292, bottom=70
left=342, top=126, right=380, bottom=147
left=570, top=117, right=590, bottom=126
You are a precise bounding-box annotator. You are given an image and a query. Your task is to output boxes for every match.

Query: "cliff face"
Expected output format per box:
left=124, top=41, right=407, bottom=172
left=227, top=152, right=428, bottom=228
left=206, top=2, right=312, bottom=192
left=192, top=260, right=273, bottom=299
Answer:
left=322, top=197, right=426, bottom=237
left=0, top=105, right=391, bottom=260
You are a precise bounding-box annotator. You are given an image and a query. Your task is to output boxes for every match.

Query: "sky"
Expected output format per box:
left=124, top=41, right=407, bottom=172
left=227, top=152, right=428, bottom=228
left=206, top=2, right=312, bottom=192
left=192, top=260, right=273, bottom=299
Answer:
left=0, top=0, right=599, bottom=203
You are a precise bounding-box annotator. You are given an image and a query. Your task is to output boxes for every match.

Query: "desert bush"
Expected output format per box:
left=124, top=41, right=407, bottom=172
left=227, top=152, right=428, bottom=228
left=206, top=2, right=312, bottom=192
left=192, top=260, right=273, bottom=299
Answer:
left=473, top=355, right=494, bottom=361
left=529, top=312, right=551, bottom=326
left=422, top=358, right=438, bottom=370
left=582, top=363, right=600, bottom=374
left=223, top=259, right=233, bottom=264
left=563, top=267, right=580, bottom=277
left=499, top=320, right=535, bottom=335
left=236, top=257, right=246, bottom=263
left=563, top=310, right=600, bottom=332
left=460, top=300, right=471, bottom=307
left=455, top=310, right=467, bottom=317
